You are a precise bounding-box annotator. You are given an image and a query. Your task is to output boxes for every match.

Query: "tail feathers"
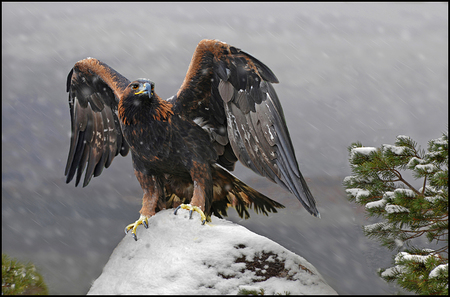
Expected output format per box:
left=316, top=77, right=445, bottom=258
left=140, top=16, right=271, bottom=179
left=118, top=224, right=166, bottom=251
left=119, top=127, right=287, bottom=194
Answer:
left=210, top=164, right=285, bottom=219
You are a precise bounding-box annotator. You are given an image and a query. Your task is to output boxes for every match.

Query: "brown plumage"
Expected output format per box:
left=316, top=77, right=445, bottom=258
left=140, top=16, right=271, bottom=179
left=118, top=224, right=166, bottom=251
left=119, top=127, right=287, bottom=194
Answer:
left=64, top=39, right=319, bottom=240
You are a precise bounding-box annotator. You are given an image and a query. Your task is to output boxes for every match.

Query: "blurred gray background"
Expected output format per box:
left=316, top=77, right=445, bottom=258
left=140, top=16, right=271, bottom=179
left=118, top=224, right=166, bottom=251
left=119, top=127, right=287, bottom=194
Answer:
left=2, top=2, right=447, bottom=294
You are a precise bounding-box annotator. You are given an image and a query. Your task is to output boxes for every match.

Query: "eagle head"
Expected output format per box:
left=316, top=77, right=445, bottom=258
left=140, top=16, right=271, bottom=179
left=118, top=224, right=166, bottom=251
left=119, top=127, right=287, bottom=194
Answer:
left=129, top=79, right=155, bottom=99
left=119, top=79, right=172, bottom=125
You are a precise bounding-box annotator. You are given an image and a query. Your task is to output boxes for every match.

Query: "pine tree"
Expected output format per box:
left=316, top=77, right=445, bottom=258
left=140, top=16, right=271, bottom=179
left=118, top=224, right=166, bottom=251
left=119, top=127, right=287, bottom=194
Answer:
left=343, top=133, right=448, bottom=295
left=2, top=253, right=48, bottom=295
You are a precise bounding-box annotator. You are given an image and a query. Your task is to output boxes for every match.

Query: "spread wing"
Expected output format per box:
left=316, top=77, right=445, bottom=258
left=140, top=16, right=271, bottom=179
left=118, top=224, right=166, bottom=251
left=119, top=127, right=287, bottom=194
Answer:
left=173, top=39, right=319, bottom=217
left=65, top=58, right=130, bottom=187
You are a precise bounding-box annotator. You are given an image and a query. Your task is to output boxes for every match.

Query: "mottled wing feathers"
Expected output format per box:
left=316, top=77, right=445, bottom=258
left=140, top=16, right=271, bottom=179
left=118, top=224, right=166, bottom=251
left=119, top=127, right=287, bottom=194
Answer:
left=174, top=39, right=319, bottom=216
left=210, top=164, right=284, bottom=220
left=65, top=58, right=130, bottom=187
left=164, top=164, right=284, bottom=220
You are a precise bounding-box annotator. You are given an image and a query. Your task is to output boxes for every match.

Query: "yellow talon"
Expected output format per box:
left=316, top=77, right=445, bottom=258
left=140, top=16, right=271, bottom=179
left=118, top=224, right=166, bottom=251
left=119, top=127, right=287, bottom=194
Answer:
left=174, top=204, right=207, bottom=224
left=125, top=215, right=148, bottom=241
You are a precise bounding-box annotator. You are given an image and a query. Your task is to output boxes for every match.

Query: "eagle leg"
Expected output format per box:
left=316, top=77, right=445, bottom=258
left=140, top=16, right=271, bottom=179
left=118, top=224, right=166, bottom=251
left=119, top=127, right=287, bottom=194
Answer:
left=173, top=161, right=211, bottom=225
left=125, top=171, right=164, bottom=240
left=174, top=204, right=206, bottom=225
left=125, top=214, right=149, bottom=241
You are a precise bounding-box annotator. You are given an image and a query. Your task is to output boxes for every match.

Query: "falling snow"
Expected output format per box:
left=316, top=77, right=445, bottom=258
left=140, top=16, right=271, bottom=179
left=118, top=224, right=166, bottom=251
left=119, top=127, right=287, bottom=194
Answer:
left=2, top=2, right=447, bottom=295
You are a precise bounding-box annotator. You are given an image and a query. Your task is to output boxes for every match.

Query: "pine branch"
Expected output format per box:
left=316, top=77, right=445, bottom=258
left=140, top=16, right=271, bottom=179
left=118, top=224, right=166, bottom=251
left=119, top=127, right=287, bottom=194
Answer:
left=344, top=132, right=448, bottom=295
left=421, top=176, right=427, bottom=195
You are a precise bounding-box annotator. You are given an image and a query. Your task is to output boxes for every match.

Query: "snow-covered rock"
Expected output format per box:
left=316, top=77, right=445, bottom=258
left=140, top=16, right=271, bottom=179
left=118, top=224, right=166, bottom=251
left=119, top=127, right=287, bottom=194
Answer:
left=87, top=209, right=337, bottom=295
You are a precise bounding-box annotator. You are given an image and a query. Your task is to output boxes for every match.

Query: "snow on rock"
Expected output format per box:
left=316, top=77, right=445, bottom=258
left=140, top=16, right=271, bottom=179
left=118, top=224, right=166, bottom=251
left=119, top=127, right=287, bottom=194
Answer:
left=87, top=209, right=337, bottom=295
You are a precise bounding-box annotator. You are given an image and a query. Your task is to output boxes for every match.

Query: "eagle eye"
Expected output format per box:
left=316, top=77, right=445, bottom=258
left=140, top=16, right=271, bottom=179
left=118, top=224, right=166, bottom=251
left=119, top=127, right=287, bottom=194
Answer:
left=131, top=84, right=139, bottom=90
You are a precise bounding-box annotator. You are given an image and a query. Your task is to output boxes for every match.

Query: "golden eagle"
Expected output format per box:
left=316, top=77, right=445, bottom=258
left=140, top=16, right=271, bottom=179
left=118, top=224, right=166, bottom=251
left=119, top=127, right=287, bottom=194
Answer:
left=65, top=39, right=319, bottom=240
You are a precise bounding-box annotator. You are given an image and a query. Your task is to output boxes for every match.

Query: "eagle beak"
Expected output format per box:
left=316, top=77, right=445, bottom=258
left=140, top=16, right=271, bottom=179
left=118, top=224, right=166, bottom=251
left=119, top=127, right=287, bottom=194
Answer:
left=135, top=82, right=153, bottom=97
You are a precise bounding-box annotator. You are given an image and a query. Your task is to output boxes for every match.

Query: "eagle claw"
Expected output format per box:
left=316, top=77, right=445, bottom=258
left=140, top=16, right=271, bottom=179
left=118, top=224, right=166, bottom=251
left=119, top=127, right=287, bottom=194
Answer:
left=174, top=204, right=206, bottom=225
left=124, top=215, right=149, bottom=241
